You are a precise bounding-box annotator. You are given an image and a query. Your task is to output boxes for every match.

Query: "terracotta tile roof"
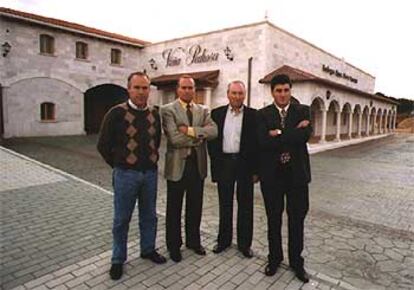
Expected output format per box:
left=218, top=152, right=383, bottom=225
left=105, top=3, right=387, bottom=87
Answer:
left=151, top=70, right=220, bottom=88
left=259, top=65, right=398, bottom=105
left=0, top=7, right=149, bottom=47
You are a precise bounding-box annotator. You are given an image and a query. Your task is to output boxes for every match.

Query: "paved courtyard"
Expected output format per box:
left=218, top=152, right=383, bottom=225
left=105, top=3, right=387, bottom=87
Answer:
left=1, top=133, right=414, bottom=289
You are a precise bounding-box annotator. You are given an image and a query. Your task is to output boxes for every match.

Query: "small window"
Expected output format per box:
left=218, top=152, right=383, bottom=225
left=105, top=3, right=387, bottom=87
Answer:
left=40, top=102, right=56, bottom=121
left=111, top=48, right=122, bottom=65
left=76, top=41, right=88, bottom=59
left=40, top=34, right=55, bottom=54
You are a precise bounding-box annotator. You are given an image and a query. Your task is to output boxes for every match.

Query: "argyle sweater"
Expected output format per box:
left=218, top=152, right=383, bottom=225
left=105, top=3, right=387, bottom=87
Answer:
left=97, top=102, right=161, bottom=171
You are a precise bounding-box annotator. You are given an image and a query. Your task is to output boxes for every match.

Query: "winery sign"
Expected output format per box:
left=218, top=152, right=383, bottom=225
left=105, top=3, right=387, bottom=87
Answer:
left=322, top=64, right=358, bottom=84
left=147, top=45, right=234, bottom=70
left=162, top=44, right=220, bottom=67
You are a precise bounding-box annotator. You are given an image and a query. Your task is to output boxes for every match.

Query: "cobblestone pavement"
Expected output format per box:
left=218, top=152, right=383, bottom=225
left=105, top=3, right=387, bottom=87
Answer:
left=1, top=147, right=340, bottom=290
left=2, top=133, right=414, bottom=289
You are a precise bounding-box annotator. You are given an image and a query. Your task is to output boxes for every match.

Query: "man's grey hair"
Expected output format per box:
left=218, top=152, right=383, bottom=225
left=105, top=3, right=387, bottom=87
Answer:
left=227, top=80, right=246, bottom=93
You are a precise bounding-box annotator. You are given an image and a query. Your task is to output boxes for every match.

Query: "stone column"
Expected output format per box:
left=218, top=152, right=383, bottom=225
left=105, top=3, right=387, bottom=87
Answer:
left=379, top=114, right=383, bottom=134
left=393, top=114, right=397, bottom=130
left=204, top=87, right=212, bottom=109
left=358, top=112, right=362, bottom=137
left=366, top=114, right=370, bottom=136
left=348, top=111, right=353, bottom=139
left=335, top=111, right=341, bottom=141
left=320, top=108, right=327, bottom=143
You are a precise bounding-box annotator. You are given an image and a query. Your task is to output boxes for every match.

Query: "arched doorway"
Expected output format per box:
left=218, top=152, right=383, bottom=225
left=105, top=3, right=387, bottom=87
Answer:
left=341, top=103, right=352, bottom=139
left=353, top=105, right=361, bottom=137
left=370, top=108, right=377, bottom=135
left=310, top=97, right=325, bottom=143
left=327, top=100, right=340, bottom=141
left=362, top=106, right=369, bottom=136
left=84, top=84, right=128, bottom=134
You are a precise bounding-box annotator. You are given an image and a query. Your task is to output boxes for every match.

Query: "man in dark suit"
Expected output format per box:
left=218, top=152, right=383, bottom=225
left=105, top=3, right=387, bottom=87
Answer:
left=257, top=74, right=312, bottom=283
left=207, top=80, right=258, bottom=258
left=161, top=75, right=217, bottom=262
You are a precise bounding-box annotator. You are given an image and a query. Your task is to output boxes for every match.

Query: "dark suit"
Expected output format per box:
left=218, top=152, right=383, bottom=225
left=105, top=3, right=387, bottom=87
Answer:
left=208, top=105, right=258, bottom=250
left=257, top=103, right=312, bottom=269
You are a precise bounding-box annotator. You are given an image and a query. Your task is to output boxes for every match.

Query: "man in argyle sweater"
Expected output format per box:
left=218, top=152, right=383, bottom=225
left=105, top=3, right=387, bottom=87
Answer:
left=98, top=72, right=166, bottom=280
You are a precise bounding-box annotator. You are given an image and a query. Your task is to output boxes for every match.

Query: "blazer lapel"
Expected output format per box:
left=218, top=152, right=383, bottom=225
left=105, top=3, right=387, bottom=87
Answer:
left=218, top=106, right=228, bottom=130
left=192, top=103, right=202, bottom=126
left=285, top=104, right=297, bottom=129
left=174, top=100, right=189, bottom=126
left=269, top=105, right=281, bottom=129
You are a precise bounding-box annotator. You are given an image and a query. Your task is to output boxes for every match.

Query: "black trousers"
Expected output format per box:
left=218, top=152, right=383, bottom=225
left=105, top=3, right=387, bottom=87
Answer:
left=166, top=156, right=204, bottom=252
left=260, top=166, right=309, bottom=269
left=216, top=156, right=253, bottom=250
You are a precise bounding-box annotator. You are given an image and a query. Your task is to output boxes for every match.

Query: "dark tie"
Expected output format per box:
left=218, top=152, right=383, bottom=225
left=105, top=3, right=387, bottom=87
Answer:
left=186, top=103, right=193, bottom=125
left=280, top=108, right=287, bottom=128
left=279, top=108, right=291, bottom=164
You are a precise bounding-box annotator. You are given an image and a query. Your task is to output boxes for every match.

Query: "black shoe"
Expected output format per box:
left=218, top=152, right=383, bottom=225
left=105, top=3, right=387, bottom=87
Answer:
left=109, top=263, right=123, bottom=280
left=239, top=248, right=253, bottom=258
left=187, top=245, right=206, bottom=256
left=293, top=268, right=310, bottom=283
left=264, top=262, right=280, bottom=276
left=169, top=250, right=182, bottom=262
left=212, top=244, right=229, bottom=254
left=141, top=250, right=167, bottom=264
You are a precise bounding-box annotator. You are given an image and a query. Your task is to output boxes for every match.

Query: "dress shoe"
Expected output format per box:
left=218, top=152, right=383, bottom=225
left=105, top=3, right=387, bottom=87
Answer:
left=239, top=248, right=253, bottom=258
left=293, top=268, right=310, bottom=283
left=109, top=263, right=123, bottom=280
left=187, top=245, right=206, bottom=255
left=212, top=244, right=230, bottom=254
left=169, top=250, right=182, bottom=262
left=141, top=250, right=167, bottom=264
left=264, top=262, right=280, bottom=276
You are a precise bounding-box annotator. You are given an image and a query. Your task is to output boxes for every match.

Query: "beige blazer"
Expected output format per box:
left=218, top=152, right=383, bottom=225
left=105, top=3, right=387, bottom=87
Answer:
left=161, top=99, right=218, bottom=181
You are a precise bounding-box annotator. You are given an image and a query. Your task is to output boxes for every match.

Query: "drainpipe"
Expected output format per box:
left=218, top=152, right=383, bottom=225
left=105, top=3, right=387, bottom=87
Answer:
left=247, top=57, right=253, bottom=107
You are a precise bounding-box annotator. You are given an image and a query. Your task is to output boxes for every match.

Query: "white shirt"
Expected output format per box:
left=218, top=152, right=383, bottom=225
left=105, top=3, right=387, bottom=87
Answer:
left=274, top=102, right=290, bottom=118
left=128, top=99, right=148, bottom=111
left=223, top=105, right=244, bottom=153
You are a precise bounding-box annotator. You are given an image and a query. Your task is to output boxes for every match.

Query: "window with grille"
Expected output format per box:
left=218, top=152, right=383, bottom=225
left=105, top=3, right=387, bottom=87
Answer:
left=40, top=102, right=56, bottom=121
left=40, top=34, right=55, bottom=54
left=111, top=48, right=121, bottom=64
left=76, top=41, right=88, bottom=59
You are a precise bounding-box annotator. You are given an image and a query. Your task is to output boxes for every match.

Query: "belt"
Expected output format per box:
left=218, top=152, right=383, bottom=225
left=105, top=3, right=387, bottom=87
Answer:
left=222, top=153, right=240, bottom=160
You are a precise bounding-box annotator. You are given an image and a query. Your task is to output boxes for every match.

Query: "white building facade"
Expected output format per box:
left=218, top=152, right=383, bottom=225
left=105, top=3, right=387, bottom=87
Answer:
left=1, top=7, right=398, bottom=143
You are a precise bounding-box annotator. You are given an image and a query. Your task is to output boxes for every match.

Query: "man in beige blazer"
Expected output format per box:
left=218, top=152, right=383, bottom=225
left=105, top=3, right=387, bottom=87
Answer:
left=161, top=75, right=217, bottom=262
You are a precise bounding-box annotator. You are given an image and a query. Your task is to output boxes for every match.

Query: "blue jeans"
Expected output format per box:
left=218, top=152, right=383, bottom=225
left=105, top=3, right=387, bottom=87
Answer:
left=111, top=167, right=158, bottom=264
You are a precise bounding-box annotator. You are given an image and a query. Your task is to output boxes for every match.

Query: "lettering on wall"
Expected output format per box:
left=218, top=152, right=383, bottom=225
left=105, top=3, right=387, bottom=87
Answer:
left=149, top=45, right=232, bottom=69
left=322, top=64, right=358, bottom=84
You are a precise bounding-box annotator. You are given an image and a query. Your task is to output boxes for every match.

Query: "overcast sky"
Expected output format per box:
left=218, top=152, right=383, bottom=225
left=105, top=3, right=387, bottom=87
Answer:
left=2, top=0, right=413, bottom=100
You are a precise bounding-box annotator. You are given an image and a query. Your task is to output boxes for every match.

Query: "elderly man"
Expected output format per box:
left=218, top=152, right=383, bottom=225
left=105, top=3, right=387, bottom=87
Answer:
left=98, top=72, right=166, bottom=280
left=161, top=75, right=217, bottom=262
left=207, top=80, right=258, bottom=258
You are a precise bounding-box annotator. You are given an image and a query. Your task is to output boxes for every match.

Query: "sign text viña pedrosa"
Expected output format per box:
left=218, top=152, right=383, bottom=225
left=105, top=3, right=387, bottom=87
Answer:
left=162, top=45, right=220, bottom=67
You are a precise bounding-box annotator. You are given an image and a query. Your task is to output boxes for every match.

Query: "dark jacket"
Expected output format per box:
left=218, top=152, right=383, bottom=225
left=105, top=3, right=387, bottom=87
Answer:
left=208, top=105, right=258, bottom=182
left=257, top=103, right=312, bottom=184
